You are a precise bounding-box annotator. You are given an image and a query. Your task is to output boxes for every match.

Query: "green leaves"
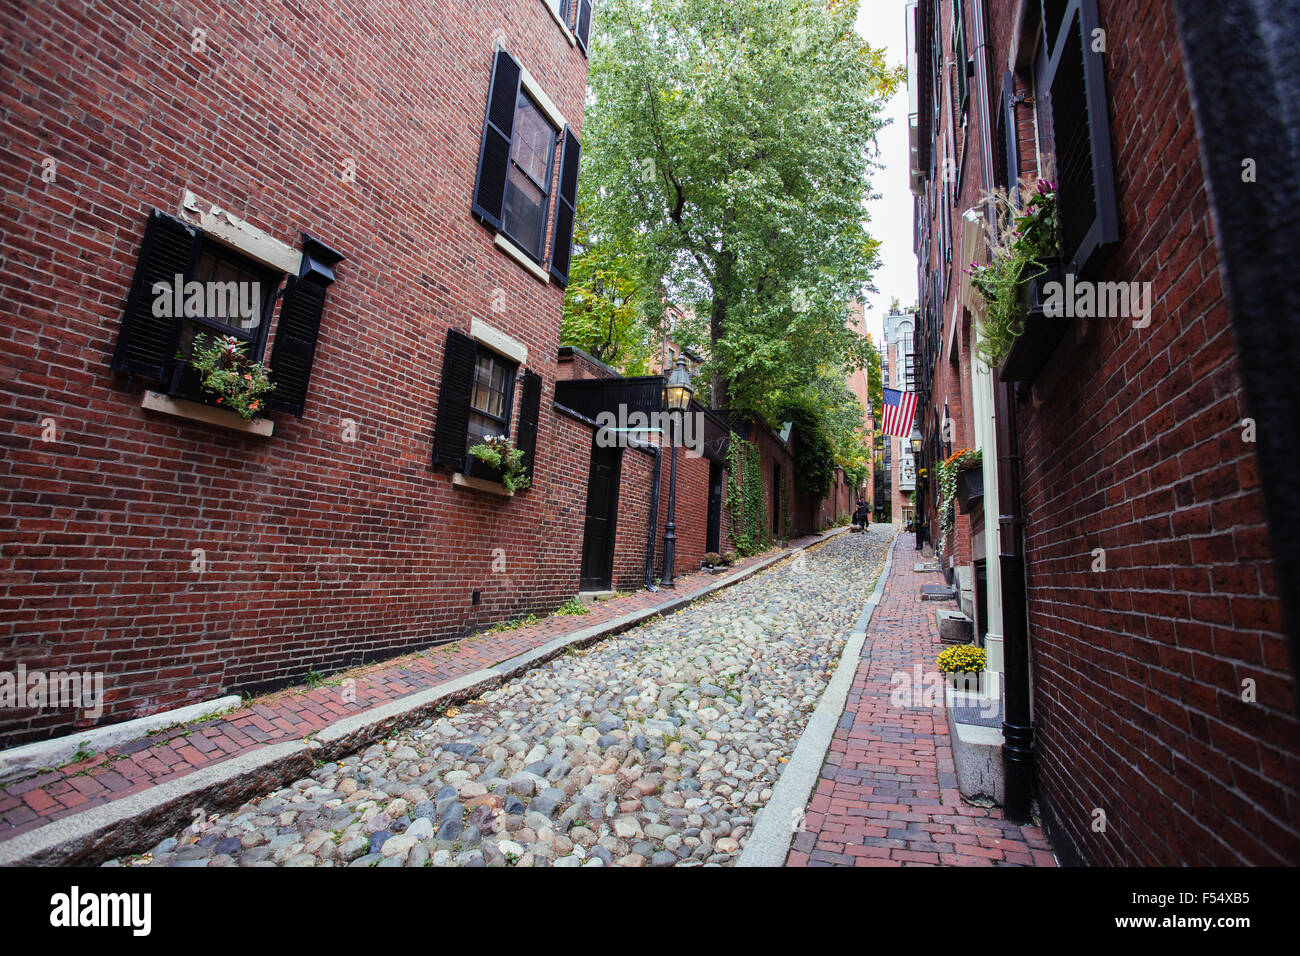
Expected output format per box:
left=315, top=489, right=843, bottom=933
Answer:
left=575, top=0, right=901, bottom=414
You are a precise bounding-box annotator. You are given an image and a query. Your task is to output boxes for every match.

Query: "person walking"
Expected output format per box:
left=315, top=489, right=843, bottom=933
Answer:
left=852, top=498, right=870, bottom=532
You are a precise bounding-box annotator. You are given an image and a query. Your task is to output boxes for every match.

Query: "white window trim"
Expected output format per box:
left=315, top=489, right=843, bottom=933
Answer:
left=541, top=0, right=577, bottom=46
left=178, top=190, right=302, bottom=276
left=470, top=317, right=528, bottom=365
left=494, top=232, right=550, bottom=284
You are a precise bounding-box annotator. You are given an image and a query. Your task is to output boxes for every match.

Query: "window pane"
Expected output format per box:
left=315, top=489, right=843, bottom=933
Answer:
left=503, top=166, right=545, bottom=258
left=468, top=412, right=498, bottom=444
left=511, top=96, right=554, bottom=185
left=471, top=354, right=508, bottom=420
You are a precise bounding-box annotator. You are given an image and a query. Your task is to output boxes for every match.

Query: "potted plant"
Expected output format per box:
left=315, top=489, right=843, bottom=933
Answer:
left=967, top=177, right=1064, bottom=383
left=466, top=435, right=531, bottom=493
left=937, top=448, right=981, bottom=546
left=953, top=451, right=984, bottom=514
left=188, top=334, right=275, bottom=419
left=703, top=551, right=724, bottom=573
left=937, top=644, right=986, bottom=693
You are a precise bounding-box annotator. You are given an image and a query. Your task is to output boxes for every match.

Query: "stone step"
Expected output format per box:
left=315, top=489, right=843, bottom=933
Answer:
left=935, top=607, right=974, bottom=644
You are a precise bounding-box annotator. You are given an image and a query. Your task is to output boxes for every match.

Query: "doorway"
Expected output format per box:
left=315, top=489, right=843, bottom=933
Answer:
left=580, top=441, right=622, bottom=591
left=706, top=460, right=723, bottom=554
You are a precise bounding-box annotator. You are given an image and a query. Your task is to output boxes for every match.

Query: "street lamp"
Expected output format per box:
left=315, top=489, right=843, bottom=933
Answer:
left=910, top=428, right=924, bottom=549
left=660, top=356, right=694, bottom=588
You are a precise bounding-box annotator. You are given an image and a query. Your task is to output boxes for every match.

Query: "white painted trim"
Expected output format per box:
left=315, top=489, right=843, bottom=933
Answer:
left=141, top=390, right=274, bottom=436
left=0, top=695, right=241, bottom=784
left=469, top=317, right=529, bottom=364
left=519, top=63, right=567, bottom=130
left=494, top=232, right=551, bottom=284
left=541, top=0, right=578, bottom=45
left=179, top=189, right=302, bottom=276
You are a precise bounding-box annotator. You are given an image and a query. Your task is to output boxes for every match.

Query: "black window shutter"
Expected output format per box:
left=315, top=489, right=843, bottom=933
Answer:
left=998, top=71, right=1018, bottom=191
left=111, top=209, right=202, bottom=381
left=1042, top=0, right=1119, bottom=275
left=472, top=48, right=522, bottom=231
left=953, top=1, right=969, bottom=116
left=515, top=368, right=543, bottom=481
left=575, top=0, right=593, bottom=54
left=267, top=276, right=327, bottom=417
left=431, top=329, right=478, bottom=471
left=548, top=127, right=581, bottom=286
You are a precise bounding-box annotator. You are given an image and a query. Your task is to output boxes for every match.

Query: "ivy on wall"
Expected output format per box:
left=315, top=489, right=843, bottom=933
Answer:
left=725, top=434, right=772, bottom=557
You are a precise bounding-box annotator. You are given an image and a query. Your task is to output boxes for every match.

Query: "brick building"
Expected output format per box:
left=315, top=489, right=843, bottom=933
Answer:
left=0, top=0, right=606, bottom=745
left=907, top=0, right=1299, bottom=863
left=883, top=305, right=918, bottom=525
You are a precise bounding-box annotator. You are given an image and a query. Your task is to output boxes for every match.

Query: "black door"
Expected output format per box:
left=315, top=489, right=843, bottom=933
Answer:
left=580, top=442, right=622, bottom=590
left=706, top=461, right=723, bottom=554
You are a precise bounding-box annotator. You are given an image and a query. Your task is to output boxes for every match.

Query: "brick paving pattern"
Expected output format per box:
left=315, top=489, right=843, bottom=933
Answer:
left=0, top=536, right=824, bottom=842
left=788, top=534, right=1056, bottom=867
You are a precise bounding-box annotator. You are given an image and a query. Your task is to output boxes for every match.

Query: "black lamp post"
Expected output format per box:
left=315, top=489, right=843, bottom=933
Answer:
left=660, top=356, right=694, bottom=588
left=910, top=429, right=924, bottom=549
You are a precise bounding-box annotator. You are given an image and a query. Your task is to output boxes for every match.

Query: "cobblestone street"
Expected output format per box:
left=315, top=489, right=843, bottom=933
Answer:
left=111, top=527, right=893, bottom=867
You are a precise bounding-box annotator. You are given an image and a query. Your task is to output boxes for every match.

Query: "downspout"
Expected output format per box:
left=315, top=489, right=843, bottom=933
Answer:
left=995, top=379, right=1035, bottom=823
left=628, top=437, right=661, bottom=591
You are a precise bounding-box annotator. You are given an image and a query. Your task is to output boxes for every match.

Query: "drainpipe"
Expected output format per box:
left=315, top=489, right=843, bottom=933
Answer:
left=628, top=437, right=662, bottom=591
left=994, top=379, right=1035, bottom=823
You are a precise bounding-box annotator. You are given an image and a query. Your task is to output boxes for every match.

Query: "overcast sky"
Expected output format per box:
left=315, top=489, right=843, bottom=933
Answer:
left=855, top=0, right=915, bottom=349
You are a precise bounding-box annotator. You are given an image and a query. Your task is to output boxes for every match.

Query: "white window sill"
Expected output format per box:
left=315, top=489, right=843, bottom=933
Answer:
left=141, top=390, right=274, bottom=436
left=542, top=1, right=578, bottom=46
left=452, top=471, right=513, bottom=497
left=494, top=233, right=551, bottom=283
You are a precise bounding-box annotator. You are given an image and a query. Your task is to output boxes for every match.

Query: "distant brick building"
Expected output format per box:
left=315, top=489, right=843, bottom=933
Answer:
left=907, top=0, right=1299, bottom=864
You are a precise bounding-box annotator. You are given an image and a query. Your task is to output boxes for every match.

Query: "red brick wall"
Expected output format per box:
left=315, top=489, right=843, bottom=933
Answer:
left=0, top=0, right=592, bottom=745
left=984, top=0, right=1297, bottom=864
left=656, top=446, right=710, bottom=577
left=610, top=445, right=655, bottom=592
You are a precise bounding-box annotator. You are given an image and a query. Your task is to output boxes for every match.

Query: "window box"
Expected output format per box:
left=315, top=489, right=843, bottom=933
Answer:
left=955, top=467, right=983, bottom=514
left=140, top=390, right=274, bottom=437
left=451, top=471, right=514, bottom=497
left=998, top=257, right=1069, bottom=384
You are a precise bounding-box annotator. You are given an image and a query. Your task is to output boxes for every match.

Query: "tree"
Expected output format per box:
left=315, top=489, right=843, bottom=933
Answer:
left=560, top=210, right=663, bottom=375
left=580, top=0, right=903, bottom=417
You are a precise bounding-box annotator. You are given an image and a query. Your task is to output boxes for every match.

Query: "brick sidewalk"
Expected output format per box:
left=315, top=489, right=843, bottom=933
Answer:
left=0, top=533, right=829, bottom=843
left=788, top=534, right=1056, bottom=867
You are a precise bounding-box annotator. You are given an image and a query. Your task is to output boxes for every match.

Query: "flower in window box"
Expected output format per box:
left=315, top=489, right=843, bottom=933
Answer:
left=467, top=434, right=531, bottom=493
left=189, top=334, right=275, bottom=419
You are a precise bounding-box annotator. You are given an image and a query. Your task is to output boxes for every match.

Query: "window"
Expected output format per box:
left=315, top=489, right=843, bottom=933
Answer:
left=468, top=349, right=518, bottom=445
left=432, top=328, right=543, bottom=486
left=472, top=48, right=582, bottom=284
left=501, top=92, right=557, bottom=260
left=1031, top=0, right=1119, bottom=275
left=111, top=209, right=344, bottom=420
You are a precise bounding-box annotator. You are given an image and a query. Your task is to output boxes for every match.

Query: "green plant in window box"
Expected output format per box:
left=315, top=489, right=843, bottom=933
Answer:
left=467, top=434, right=531, bottom=493
left=188, top=333, right=275, bottom=419
left=966, top=177, right=1060, bottom=368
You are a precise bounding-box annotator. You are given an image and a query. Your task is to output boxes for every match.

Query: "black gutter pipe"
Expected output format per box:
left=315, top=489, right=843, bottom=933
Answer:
left=994, top=378, right=1035, bottom=823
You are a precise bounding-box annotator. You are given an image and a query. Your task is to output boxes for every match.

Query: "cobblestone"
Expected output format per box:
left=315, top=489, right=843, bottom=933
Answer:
left=111, top=527, right=892, bottom=867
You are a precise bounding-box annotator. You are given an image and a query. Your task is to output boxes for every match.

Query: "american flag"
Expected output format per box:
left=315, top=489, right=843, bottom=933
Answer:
left=880, top=387, right=917, bottom=439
